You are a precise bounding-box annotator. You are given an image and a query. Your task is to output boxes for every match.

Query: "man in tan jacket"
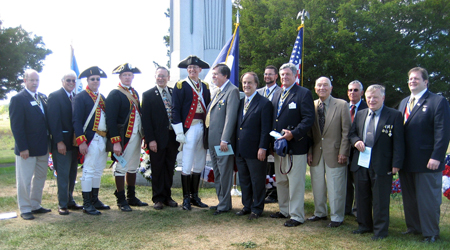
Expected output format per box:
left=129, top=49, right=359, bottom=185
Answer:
left=307, top=76, right=351, bottom=227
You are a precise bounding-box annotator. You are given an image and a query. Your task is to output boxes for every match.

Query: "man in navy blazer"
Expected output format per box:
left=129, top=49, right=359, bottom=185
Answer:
left=47, top=70, right=83, bottom=215
left=349, top=84, right=404, bottom=240
left=398, top=67, right=450, bottom=243
left=142, top=67, right=179, bottom=210
left=235, top=72, right=273, bottom=220
left=345, top=80, right=368, bottom=216
left=270, top=63, right=315, bottom=227
left=9, top=69, right=51, bottom=220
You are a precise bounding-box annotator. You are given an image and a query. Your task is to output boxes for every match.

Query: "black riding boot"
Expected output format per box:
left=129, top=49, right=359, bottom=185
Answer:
left=190, top=173, right=208, bottom=208
left=127, top=185, right=149, bottom=206
left=114, top=190, right=132, bottom=212
left=91, top=188, right=110, bottom=210
left=181, top=175, right=191, bottom=210
left=82, top=192, right=101, bottom=215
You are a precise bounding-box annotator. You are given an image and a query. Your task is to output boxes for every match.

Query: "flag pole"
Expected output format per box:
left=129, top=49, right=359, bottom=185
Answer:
left=297, top=10, right=309, bottom=86
left=226, top=9, right=240, bottom=63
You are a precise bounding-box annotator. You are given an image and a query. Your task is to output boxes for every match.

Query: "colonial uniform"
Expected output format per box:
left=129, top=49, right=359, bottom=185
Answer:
left=73, top=66, right=109, bottom=215
left=106, top=63, right=148, bottom=211
left=172, top=55, right=211, bottom=210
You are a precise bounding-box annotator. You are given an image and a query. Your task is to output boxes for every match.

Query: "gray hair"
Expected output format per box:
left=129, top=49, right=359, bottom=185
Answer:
left=61, top=70, right=77, bottom=81
left=366, top=84, right=385, bottom=96
left=279, top=63, right=297, bottom=76
left=315, top=76, right=332, bottom=87
left=348, top=80, right=363, bottom=91
left=156, top=66, right=170, bottom=76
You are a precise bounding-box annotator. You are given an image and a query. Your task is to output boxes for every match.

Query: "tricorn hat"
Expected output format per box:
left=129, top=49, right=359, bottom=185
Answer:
left=78, top=66, right=107, bottom=79
left=178, top=55, right=210, bottom=69
left=112, top=63, right=141, bottom=74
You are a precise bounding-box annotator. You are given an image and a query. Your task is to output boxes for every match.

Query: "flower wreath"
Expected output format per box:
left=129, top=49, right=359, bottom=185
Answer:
left=442, top=154, right=450, bottom=200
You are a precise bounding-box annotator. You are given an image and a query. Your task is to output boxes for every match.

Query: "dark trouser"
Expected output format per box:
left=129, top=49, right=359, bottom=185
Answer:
left=399, top=170, right=442, bottom=237
left=149, top=132, right=178, bottom=203
left=356, top=167, right=392, bottom=237
left=345, top=165, right=357, bottom=214
left=236, top=156, right=267, bottom=215
left=52, top=148, right=79, bottom=209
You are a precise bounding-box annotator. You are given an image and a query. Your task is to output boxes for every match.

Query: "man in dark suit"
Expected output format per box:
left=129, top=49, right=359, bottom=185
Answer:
left=345, top=80, right=368, bottom=216
left=47, top=70, right=82, bottom=215
left=256, top=65, right=281, bottom=204
left=235, top=72, right=273, bottom=220
left=206, top=63, right=240, bottom=215
left=73, top=66, right=110, bottom=215
left=142, top=67, right=179, bottom=210
left=106, top=63, right=148, bottom=212
left=172, top=55, right=211, bottom=210
left=398, top=67, right=450, bottom=243
left=349, top=84, right=404, bottom=240
left=10, top=69, right=51, bottom=220
left=270, top=63, right=315, bottom=227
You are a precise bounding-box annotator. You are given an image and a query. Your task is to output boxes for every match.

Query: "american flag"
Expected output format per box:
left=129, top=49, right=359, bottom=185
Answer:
left=289, top=24, right=304, bottom=85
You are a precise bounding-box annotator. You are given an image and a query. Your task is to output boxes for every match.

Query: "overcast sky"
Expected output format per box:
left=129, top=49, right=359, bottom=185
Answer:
left=0, top=0, right=170, bottom=103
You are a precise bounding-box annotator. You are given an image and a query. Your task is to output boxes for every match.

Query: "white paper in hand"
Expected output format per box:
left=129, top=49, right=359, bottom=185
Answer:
left=114, top=153, right=127, bottom=168
left=270, top=131, right=282, bottom=140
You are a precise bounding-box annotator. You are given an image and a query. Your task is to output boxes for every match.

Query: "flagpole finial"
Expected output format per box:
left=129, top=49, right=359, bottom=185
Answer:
left=296, top=10, right=310, bottom=25
left=236, top=8, right=241, bottom=24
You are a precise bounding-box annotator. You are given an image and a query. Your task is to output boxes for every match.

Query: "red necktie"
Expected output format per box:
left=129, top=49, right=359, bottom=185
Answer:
left=350, top=105, right=356, bottom=123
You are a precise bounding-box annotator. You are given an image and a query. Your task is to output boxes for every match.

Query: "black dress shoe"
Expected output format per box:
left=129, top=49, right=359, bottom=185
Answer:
left=248, top=212, right=260, bottom=220
left=210, top=205, right=218, bottom=210
left=422, top=235, right=439, bottom=243
left=270, top=212, right=288, bottom=219
left=153, top=201, right=164, bottom=210
left=118, top=204, right=132, bottom=212
left=213, top=210, right=228, bottom=215
left=307, top=215, right=327, bottom=221
left=402, top=228, right=421, bottom=235
left=352, top=229, right=373, bottom=234
left=58, top=208, right=69, bottom=215
left=372, top=235, right=386, bottom=240
left=235, top=209, right=251, bottom=216
left=20, top=212, right=35, bottom=220
left=327, top=221, right=343, bottom=228
left=264, top=197, right=277, bottom=204
left=284, top=219, right=303, bottom=227
left=31, top=207, right=51, bottom=214
left=163, top=199, right=178, bottom=207
left=67, top=204, right=83, bottom=210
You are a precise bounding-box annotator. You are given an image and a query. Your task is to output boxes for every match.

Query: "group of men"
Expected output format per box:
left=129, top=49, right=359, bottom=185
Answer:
left=10, top=57, right=449, bottom=243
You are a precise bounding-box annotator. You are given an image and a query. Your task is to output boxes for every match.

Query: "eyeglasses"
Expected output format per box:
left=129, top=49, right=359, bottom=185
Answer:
left=65, top=79, right=76, bottom=83
left=187, top=65, right=200, bottom=70
left=264, top=73, right=275, bottom=76
left=348, top=89, right=359, bottom=92
left=89, top=77, right=100, bottom=82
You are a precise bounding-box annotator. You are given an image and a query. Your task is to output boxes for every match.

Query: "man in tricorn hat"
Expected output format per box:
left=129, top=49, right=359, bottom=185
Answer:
left=73, top=66, right=110, bottom=215
left=106, top=63, right=148, bottom=212
left=172, top=55, right=211, bottom=210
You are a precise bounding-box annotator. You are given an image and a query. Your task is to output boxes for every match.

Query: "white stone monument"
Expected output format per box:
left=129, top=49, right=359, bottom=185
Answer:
left=169, top=0, right=232, bottom=81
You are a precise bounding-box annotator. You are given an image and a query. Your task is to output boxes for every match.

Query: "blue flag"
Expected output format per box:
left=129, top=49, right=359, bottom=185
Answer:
left=206, top=24, right=240, bottom=87
left=70, top=46, right=83, bottom=94
left=289, top=24, right=304, bottom=85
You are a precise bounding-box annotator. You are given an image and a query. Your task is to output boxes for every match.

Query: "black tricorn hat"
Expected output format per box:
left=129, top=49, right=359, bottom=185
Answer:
left=178, top=55, right=210, bottom=69
left=112, top=63, right=141, bottom=74
left=78, top=66, right=107, bottom=79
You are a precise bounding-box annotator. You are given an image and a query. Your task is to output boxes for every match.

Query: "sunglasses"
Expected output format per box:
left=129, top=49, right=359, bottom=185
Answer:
left=348, top=89, right=359, bottom=92
left=65, top=79, right=76, bottom=83
left=89, top=77, right=100, bottom=81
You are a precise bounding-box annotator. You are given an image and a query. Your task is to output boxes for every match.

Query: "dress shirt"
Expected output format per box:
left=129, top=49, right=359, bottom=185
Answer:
left=349, top=99, right=362, bottom=114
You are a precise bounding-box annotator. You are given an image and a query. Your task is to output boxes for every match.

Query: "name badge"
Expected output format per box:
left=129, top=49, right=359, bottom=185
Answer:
left=289, top=102, right=296, bottom=109
left=30, top=101, right=38, bottom=106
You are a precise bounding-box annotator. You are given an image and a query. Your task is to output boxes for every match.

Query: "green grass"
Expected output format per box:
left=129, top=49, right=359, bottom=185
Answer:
left=0, top=165, right=449, bottom=249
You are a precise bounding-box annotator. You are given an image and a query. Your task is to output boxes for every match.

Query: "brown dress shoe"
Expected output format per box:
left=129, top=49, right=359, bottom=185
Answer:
left=153, top=201, right=164, bottom=210
left=58, top=208, right=69, bottom=215
left=163, top=199, right=178, bottom=207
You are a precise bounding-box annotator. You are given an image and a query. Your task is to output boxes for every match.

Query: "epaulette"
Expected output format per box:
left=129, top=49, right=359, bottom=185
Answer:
left=176, top=80, right=183, bottom=89
left=201, top=80, right=209, bottom=89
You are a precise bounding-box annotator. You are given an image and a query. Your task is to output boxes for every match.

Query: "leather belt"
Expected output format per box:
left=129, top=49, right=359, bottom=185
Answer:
left=96, top=130, right=107, bottom=137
